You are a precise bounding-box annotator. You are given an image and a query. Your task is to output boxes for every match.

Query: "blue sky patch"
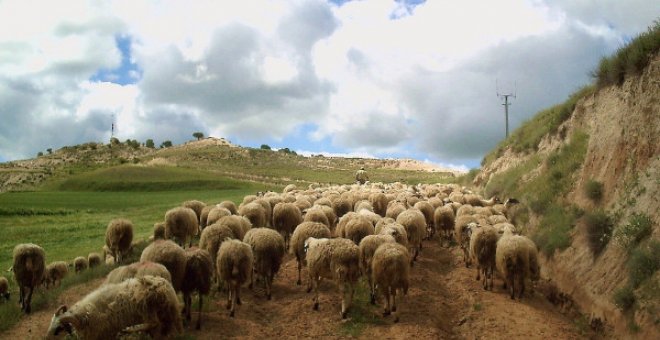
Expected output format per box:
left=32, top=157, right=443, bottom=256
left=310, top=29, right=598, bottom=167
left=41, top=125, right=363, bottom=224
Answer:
left=90, top=35, right=141, bottom=85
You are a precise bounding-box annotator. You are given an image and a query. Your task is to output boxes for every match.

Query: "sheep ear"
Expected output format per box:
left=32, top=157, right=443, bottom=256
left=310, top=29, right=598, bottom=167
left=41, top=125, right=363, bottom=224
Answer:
left=55, top=305, right=67, bottom=316
left=58, top=315, right=81, bottom=330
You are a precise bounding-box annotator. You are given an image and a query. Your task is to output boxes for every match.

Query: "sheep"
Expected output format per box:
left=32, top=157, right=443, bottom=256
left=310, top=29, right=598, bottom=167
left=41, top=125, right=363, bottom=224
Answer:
left=294, top=197, right=312, bottom=213
left=87, top=252, right=102, bottom=268
left=372, top=242, right=410, bottom=322
left=335, top=212, right=357, bottom=238
left=454, top=215, right=477, bottom=267
left=206, top=206, right=232, bottom=227
left=469, top=225, right=498, bottom=290
left=105, top=261, right=172, bottom=285
left=488, top=214, right=509, bottom=225
left=73, top=256, right=88, bottom=273
left=44, top=261, right=68, bottom=288
left=243, top=228, right=285, bottom=300
left=219, top=200, right=238, bottom=215
left=165, top=207, right=199, bottom=248
left=520, top=236, right=541, bottom=290
left=434, top=205, right=455, bottom=246
left=200, top=205, right=214, bottom=229
left=283, top=184, right=297, bottom=193
left=242, top=195, right=258, bottom=205
left=45, top=276, right=182, bottom=340
left=254, top=198, right=273, bottom=227
left=491, top=197, right=519, bottom=216
left=369, top=192, right=389, bottom=217
left=0, top=276, right=9, bottom=301
left=272, top=202, right=303, bottom=248
left=414, top=201, right=435, bottom=239
left=496, top=230, right=530, bottom=300
left=239, top=202, right=267, bottom=229
left=215, top=215, right=251, bottom=241
left=304, top=237, right=360, bottom=319
left=140, top=240, right=186, bottom=292
left=303, top=206, right=331, bottom=229
left=13, top=243, right=45, bottom=313
left=359, top=234, right=396, bottom=304
left=354, top=199, right=374, bottom=213
left=289, top=222, right=332, bottom=285
left=217, top=239, right=253, bottom=317
left=182, top=247, right=213, bottom=329
left=105, top=218, right=134, bottom=264
left=199, top=223, right=236, bottom=276
left=493, top=222, right=517, bottom=235
left=332, top=196, right=352, bottom=218
left=396, top=209, right=426, bottom=263
left=375, top=221, right=408, bottom=247
left=343, top=215, right=375, bottom=245
left=456, top=204, right=475, bottom=217
left=182, top=199, right=206, bottom=222
left=316, top=204, right=338, bottom=231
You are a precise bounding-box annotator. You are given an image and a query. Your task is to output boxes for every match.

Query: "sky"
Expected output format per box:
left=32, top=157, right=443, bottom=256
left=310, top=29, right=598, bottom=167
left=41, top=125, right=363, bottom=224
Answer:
left=0, top=1, right=657, bottom=171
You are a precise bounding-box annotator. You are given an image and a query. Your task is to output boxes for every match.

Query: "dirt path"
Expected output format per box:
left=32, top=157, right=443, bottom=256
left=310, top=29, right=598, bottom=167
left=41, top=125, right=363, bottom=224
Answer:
left=2, top=240, right=587, bottom=339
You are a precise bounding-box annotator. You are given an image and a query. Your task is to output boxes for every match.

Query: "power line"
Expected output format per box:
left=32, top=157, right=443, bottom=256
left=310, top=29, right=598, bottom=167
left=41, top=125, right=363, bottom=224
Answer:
left=496, top=80, right=516, bottom=138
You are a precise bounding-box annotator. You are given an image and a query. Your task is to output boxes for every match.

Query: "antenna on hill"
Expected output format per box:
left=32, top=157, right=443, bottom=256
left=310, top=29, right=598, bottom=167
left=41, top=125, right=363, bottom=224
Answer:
left=110, top=114, right=115, bottom=159
left=496, top=79, right=516, bottom=138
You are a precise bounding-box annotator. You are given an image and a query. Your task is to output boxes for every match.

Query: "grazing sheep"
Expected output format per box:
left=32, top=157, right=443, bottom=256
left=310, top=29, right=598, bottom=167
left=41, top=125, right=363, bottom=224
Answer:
left=332, top=196, right=352, bottom=218
left=283, top=184, right=297, bottom=193
left=289, top=222, right=332, bottom=285
left=239, top=202, right=267, bottom=229
left=414, top=201, right=435, bottom=239
left=454, top=215, right=477, bottom=267
left=242, top=195, right=258, bottom=205
left=369, top=192, right=389, bottom=217
left=359, top=234, right=396, bottom=304
left=372, top=242, right=411, bottom=322
left=219, top=200, right=238, bottom=215
left=153, top=222, right=166, bottom=240
left=520, top=236, right=541, bottom=289
left=316, top=204, right=338, bottom=231
left=385, top=201, right=407, bottom=220
left=344, top=215, right=375, bottom=245
left=254, top=198, right=273, bottom=227
left=493, top=222, right=517, bottom=235
left=305, top=237, right=360, bottom=319
left=215, top=215, right=251, bottom=241
left=375, top=221, right=408, bottom=247
left=199, top=223, right=236, bottom=278
left=469, top=225, right=498, bottom=290
left=105, top=261, right=172, bottom=285
left=243, top=228, right=285, bottom=300
left=87, top=253, right=102, bottom=268
left=200, top=205, right=213, bottom=230
left=45, top=276, right=182, bottom=340
left=491, top=198, right=519, bottom=216
left=0, top=276, right=9, bottom=301
left=182, top=247, right=213, bottom=329
left=434, top=205, right=455, bottom=245
left=165, top=207, right=199, bottom=248
left=105, top=218, right=134, bottom=264
left=354, top=200, right=374, bottom=213
left=13, top=243, right=46, bottom=313
left=44, top=261, right=68, bottom=288
left=295, top=197, right=313, bottom=212
left=303, top=207, right=330, bottom=229
left=73, top=256, right=88, bottom=273
left=217, top=239, right=253, bottom=317
left=182, top=200, right=206, bottom=222
left=140, top=240, right=186, bottom=292
left=496, top=230, right=530, bottom=300
left=396, top=209, right=426, bottom=263
left=456, top=204, right=475, bottom=217
left=488, top=214, right=509, bottom=225
left=272, top=202, right=303, bottom=248
left=206, top=206, right=232, bottom=228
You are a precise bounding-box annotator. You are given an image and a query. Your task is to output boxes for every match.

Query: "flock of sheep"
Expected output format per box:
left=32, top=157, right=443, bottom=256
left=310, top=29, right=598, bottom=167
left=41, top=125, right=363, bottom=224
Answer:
left=0, top=181, right=540, bottom=339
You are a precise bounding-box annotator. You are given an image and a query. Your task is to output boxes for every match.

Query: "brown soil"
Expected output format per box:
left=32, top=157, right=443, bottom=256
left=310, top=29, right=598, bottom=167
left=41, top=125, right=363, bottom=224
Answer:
left=2, top=240, right=587, bottom=339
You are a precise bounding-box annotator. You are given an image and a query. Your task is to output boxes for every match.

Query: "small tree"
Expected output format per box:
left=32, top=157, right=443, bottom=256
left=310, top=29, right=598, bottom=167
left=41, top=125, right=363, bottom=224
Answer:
left=37, top=151, right=44, bottom=157
left=260, top=144, right=271, bottom=150
left=145, top=139, right=155, bottom=148
left=110, top=137, right=120, bottom=145
left=193, top=132, right=204, bottom=140
left=46, top=148, right=52, bottom=154
left=160, top=140, right=173, bottom=148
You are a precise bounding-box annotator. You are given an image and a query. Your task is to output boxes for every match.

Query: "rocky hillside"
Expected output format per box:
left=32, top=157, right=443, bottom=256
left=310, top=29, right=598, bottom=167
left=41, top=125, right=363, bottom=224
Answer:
left=474, top=45, right=658, bottom=337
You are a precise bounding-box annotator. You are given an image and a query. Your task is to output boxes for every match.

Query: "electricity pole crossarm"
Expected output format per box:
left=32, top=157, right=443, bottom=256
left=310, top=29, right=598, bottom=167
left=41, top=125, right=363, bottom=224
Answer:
left=496, top=80, right=516, bottom=138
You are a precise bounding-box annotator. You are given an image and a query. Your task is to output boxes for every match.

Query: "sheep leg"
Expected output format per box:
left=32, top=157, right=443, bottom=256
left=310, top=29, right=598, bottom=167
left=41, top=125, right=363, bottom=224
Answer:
left=266, top=271, right=272, bottom=300
left=382, top=286, right=391, bottom=317
left=296, top=259, right=302, bottom=286
left=229, top=285, right=236, bottom=317
left=392, top=288, right=400, bottom=323
left=518, top=274, right=525, bottom=300
left=236, top=286, right=242, bottom=305
left=183, top=293, right=191, bottom=322
left=18, top=285, right=24, bottom=309
left=24, top=285, right=34, bottom=314
left=476, top=264, right=481, bottom=281
left=226, top=287, right=232, bottom=310
left=369, top=274, right=376, bottom=305
left=340, top=283, right=348, bottom=319
left=312, top=275, right=320, bottom=311
left=196, top=294, right=203, bottom=330
left=509, top=274, right=515, bottom=300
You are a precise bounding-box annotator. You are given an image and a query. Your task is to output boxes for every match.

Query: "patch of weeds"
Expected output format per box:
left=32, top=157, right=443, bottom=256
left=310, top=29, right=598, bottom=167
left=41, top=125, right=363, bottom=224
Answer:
left=473, top=303, right=482, bottom=311
left=583, top=210, right=613, bottom=255
left=614, top=213, right=653, bottom=251
left=339, top=279, right=386, bottom=337
left=584, top=179, right=604, bottom=202
left=627, top=241, right=659, bottom=288
left=613, top=285, right=636, bottom=311
left=533, top=204, right=581, bottom=257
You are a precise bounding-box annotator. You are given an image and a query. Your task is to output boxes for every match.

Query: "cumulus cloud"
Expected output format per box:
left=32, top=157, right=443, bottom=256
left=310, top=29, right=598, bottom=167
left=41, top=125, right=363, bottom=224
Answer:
left=0, top=0, right=657, bottom=169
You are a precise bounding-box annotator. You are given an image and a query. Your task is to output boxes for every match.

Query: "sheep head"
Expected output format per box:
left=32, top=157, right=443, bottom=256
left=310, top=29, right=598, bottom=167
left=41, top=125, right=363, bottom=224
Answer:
left=46, top=305, right=80, bottom=338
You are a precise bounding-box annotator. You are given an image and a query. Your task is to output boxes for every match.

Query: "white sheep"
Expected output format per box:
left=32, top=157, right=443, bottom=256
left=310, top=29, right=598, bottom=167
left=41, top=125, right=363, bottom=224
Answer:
left=165, top=207, right=199, bottom=248
left=105, top=218, right=134, bottom=264
left=434, top=205, right=455, bottom=246
left=359, top=234, right=396, bottom=304
left=454, top=215, right=477, bottom=267
left=289, top=221, right=332, bottom=286
left=396, top=209, right=426, bottom=264
left=0, top=276, right=9, bottom=302
left=239, top=201, right=267, bottom=229
left=140, top=240, right=186, bottom=292
left=304, top=237, right=360, bottom=319
left=372, top=242, right=411, bottom=322
left=243, top=228, right=285, bottom=300
left=45, top=276, right=182, bottom=339
left=182, top=247, right=213, bottom=329
left=44, top=261, right=68, bottom=288
left=469, top=225, right=498, bottom=290
left=87, top=253, right=102, bottom=268
left=272, top=202, right=303, bottom=248
left=217, top=239, right=253, bottom=317
left=105, top=261, right=172, bottom=285
left=73, top=256, right=88, bottom=273
left=496, top=230, right=530, bottom=300
left=13, top=243, right=45, bottom=313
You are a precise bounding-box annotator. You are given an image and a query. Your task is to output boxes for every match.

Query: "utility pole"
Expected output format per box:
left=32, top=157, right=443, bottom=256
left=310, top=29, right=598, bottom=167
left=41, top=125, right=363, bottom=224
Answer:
left=110, top=114, right=115, bottom=159
left=497, top=80, right=516, bottom=138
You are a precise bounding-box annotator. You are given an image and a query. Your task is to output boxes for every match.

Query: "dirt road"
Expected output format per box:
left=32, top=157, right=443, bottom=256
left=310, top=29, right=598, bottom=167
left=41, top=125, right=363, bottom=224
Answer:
left=3, top=239, right=588, bottom=339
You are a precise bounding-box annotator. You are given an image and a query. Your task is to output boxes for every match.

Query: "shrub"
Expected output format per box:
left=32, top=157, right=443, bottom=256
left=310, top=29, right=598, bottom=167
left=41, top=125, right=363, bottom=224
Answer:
left=260, top=144, right=271, bottom=150
left=614, top=213, right=653, bottom=251
left=145, top=139, right=155, bottom=148
left=160, top=140, right=173, bottom=148
left=193, top=132, right=204, bottom=140
left=584, top=179, right=604, bottom=202
left=613, top=285, right=635, bottom=311
left=37, top=151, right=44, bottom=157
left=533, top=204, right=580, bottom=257
left=583, top=210, right=613, bottom=255
left=627, top=240, right=659, bottom=288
